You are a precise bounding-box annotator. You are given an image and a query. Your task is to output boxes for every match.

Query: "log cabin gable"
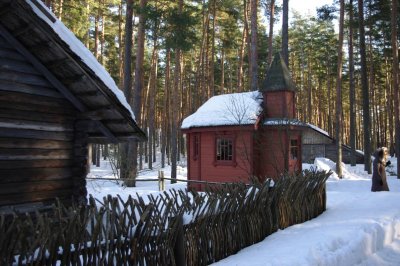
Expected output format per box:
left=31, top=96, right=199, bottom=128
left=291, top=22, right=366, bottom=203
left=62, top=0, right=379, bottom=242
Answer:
left=0, top=0, right=146, bottom=143
left=0, top=24, right=118, bottom=143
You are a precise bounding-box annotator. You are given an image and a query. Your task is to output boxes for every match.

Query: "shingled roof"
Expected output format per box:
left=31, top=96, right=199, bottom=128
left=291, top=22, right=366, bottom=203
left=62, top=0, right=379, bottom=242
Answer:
left=260, top=53, right=296, bottom=93
left=0, top=0, right=146, bottom=143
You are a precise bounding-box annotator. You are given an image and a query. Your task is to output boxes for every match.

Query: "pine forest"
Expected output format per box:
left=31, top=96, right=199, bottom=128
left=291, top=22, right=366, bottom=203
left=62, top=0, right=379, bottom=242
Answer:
left=40, top=0, right=400, bottom=181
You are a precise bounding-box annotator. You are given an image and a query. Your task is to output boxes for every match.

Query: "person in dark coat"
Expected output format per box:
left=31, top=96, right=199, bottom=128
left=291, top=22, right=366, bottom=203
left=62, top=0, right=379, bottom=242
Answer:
left=371, top=147, right=390, bottom=192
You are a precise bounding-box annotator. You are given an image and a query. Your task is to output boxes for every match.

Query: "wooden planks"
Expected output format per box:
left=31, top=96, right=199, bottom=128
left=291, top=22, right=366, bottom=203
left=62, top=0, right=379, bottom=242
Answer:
left=0, top=87, right=76, bottom=205
left=0, top=101, right=76, bottom=115
left=0, top=79, right=63, bottom=98
left=0, top=57, right=41, bottom=75
left=0, top=108, right=74, bottom=123
left=0, top=90, right=75, bottom=108
left=0, top=118, right=73, bottom=132
left=0, top=188, right=73, bottom=206
left=0, top=69, right=52, bottom=87
left=0, top=128, right=74, bottom=141
left=0, top=47, right=25, bottom=61
left=0, top=90, right=78, bottom=115
left=0, top=168, right=73, bottom=183
left=0, top=179, right=72, bottom=195
left=0, top=138, right=72, bottom=149
left=0, top=159, right=73, bottom=169
left=0, top=148, right=73, bottom=160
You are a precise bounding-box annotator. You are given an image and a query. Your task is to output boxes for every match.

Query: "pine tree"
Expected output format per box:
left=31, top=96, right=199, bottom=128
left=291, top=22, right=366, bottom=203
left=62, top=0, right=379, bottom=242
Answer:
left=358, top=0, right=372, bottom=173
left=335, top=0, right=344, bottom=178
left=391, top=0, right=400, bottom=178
left=348, top=0, right=357, bottom=166
left=281, top=0, right=289, bottom=65
left=250, top=0, right=258, bottom=91
left=120, top=0, right=135, bottom=182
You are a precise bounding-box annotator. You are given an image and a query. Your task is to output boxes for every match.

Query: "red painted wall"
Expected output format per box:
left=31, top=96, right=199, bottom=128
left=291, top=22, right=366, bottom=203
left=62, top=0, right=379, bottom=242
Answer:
left=185, top=126, right=254, bottom=189
left=254, top=128, right=302, bottom=181
left=263, top=91, right=295, bottom=119
left=185, top=126, right=303, bottom=189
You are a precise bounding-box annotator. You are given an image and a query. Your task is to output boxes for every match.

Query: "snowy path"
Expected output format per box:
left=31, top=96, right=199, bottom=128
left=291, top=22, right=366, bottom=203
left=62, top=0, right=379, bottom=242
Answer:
left=212, top=162, right=400, bottom=266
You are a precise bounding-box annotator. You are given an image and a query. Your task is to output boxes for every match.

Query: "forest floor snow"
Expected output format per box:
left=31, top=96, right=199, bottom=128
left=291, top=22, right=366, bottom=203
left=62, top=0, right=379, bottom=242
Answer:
left=88, top=157, right=400, bottom=266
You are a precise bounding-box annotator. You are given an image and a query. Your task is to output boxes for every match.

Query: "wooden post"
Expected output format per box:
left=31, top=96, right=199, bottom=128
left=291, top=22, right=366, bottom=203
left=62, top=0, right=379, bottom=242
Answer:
left=158, top=171, right=166, bottom=191
left=87, top=144, right=92, bottom=173
left=158, top=170, right=162, bottom=191
left=161, top=171, right=165, bottom=191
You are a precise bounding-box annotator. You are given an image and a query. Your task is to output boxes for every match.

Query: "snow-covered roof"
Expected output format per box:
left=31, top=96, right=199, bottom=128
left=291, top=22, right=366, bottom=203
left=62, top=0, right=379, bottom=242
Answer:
left=263, top=118, right=307, bottom=126
left=181, top=91, right=262, bottom=129
left=306, top=123, right=330, bottom=137
left=262, top=119, right=330, bottom=139
left=181, top=90, right=333, bottom=143
left=26, top=0, right=135, bottom=121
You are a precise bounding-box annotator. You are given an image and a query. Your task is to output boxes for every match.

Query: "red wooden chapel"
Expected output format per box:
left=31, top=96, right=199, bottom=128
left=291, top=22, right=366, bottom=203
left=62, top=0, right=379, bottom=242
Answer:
left=182, top=53, right=304, bottom=188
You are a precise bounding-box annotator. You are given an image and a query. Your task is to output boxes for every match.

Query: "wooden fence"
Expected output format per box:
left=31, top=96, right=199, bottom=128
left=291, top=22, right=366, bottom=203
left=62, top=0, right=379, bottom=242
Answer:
left=0, top=168, right=330, bottom=265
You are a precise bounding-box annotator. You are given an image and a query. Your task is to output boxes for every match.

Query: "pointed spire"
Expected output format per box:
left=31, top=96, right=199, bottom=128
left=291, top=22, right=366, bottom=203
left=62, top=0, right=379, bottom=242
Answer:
left=260, top=52, right=296, bottom=92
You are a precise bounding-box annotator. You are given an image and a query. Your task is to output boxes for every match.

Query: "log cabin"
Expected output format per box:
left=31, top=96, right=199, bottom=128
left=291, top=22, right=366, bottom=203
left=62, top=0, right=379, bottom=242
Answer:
left=0, top=0, right=146, bottom=212
left=182, top=53, right=363, bottom=189
left=302, top=126, right=364, bottom=164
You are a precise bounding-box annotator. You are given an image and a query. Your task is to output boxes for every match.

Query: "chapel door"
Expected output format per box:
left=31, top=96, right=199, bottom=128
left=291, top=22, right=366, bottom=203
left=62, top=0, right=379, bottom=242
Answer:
left=289, top=136, right=301, bottom=172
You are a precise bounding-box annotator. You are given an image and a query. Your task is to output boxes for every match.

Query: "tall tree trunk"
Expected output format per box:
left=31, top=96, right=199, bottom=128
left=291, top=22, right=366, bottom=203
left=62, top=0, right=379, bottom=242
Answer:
left=205, top=8, right=211, bottom=99
left=118, top=1, right=124, bottom=87
left=282, top=0, right=289, bottom=65
left=171, top=0, right=183, bottom=182
left=349, top=0, right=357, bottom=166
left=122, top=1, right=133, bottom=103
left=120, top=0, right=135, bottom=181
left=368, top=11, right=376, bottom=149
left=268, top=0, right=275, bottom=65
left=85, top=3, right=90, bottom=48
left=95, top=145, right=100, bottom=167
left=391, top=0, right=400, bottom=178
left=128, top=0, right=147, bottom=184
left=100, top=0, right=105, bottom=64
left=250, top=0, right=258, bottom=91
left=210, top=0, right=217, bottom=95
left=358, top=0, right=372, bottom=173
left=245, top=1, right=251, bottom=88
left=94, top=14, right=100, bottom=59
left=148, top=38, right=159, bottom=170
left=161, top=49, right=171, bottom=168
left=237, top=1, right=248, bottom=92
left=92, top=144, right=97, bottom=165
left=335, top=0, right=344, bottom=178
left=220, top=47, right=225, bottom=93
left=307, top=55, right=312, bottom=123
left=58, top=0, right=63, bottom=21
left=103, top=144, right=109, bottom=160
left=327, top=64, right=333, bottom=136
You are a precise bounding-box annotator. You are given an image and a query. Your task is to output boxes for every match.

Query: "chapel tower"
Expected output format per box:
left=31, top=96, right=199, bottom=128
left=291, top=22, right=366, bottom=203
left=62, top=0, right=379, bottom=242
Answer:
left=259, top=53, right=296, bottom=119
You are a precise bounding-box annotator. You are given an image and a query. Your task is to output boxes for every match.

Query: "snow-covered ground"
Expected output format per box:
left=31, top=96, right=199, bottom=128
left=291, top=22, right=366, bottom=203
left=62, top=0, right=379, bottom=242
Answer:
left=87, top=157, right=400, bottom=266
left=87, top=159, right=187, bottom=200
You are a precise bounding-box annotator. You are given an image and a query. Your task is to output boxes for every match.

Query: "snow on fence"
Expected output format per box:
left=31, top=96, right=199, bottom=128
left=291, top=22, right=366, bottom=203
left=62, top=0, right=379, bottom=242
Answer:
left=0, top=168, right=330, bottom=266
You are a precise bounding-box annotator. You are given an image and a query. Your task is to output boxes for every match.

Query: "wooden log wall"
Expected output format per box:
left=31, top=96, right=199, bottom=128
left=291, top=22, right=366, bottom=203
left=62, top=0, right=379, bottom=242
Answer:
left=302, top=129, right=364, bottom=164
left=0, top=34, right=79, bottom=207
